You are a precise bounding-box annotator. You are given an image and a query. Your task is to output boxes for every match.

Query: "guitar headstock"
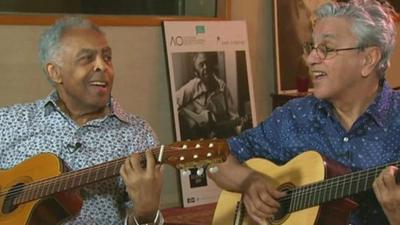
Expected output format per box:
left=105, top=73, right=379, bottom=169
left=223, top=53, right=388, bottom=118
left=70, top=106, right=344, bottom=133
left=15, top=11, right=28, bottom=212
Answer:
left=162, top=139, right=229, bottom=170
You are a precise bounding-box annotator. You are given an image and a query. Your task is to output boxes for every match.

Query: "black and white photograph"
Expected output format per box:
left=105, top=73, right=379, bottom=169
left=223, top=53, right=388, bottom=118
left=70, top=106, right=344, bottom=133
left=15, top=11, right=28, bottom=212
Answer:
left=172, top=51, right=252, bottom=141
left=163, top=20, right=255, bottom=207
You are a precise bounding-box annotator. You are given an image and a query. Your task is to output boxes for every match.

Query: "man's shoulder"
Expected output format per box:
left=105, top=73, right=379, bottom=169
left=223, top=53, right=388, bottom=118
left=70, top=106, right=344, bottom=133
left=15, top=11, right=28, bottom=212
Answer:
left=277, top=95, right=319, bottom=111
left=0, top=100, right=43, bottom=117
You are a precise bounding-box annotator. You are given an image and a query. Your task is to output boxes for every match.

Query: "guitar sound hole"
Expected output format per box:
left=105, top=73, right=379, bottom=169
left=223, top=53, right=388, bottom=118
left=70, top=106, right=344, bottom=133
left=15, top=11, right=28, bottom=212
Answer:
left=2, top=183, right=25, bottom=214
left=273, top=186, right=292, bottom=222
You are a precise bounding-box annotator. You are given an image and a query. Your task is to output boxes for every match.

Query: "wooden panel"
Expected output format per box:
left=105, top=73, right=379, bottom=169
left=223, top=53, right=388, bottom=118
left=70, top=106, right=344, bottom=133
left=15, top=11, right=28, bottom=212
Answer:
left=0, top=0, right=230, bottom=26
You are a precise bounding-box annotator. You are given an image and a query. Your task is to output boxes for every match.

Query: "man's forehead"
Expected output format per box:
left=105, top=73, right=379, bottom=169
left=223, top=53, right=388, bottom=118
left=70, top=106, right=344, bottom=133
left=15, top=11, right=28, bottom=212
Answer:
left=60, top=28, right=109, bottom=50
left=312, top=17, right=354, bottom=42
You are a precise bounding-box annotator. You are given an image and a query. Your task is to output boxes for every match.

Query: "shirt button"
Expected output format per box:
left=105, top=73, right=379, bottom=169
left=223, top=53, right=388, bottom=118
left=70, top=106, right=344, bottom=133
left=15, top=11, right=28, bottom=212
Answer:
left=343, top=137, right=349, bottom=142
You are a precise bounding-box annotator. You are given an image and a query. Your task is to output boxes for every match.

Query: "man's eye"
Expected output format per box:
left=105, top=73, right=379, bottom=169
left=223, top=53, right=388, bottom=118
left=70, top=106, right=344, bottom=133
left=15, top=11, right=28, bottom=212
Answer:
left=80, top=55, right=94, bottom=62
left=322, top=46, right=335, bottom=52
left=104, top=55, right=112, bottom=62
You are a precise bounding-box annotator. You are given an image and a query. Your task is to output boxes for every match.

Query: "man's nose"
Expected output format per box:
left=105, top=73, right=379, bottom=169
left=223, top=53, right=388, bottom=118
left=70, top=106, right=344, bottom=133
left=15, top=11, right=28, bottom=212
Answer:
left=305, top=49, right=322, bottom=66
left=94, top=56, right=105, bottom=71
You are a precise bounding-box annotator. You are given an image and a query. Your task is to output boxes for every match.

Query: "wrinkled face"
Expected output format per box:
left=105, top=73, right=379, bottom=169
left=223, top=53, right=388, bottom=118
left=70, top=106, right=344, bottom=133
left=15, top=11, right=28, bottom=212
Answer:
left=193, top=53, right=213, bottom=84
left=305, top=17, right=365, bottom=101
left=51, top=28, right=114, bottom=112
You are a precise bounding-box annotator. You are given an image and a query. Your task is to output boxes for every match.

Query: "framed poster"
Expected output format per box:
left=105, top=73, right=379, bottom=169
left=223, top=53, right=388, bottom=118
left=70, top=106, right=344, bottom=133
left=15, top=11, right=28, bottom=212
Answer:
left=163, top=20, right=256, bottom=207
left=273, top=0, right=329, bottom=93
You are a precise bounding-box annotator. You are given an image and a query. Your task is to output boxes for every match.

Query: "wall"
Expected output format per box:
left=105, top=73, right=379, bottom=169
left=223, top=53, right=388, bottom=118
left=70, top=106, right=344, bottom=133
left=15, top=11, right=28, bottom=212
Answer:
left=1, top=0, right=397, bottom=209
left=0, top=0, right=272, bottom=209
left=386, top=23, right=400, bottom=88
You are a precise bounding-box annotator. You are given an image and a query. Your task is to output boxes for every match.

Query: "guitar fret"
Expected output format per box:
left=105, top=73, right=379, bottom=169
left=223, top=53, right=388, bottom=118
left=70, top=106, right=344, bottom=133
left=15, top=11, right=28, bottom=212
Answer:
left=35, top=183, right=43, bottom=200
left=42, top=181, right=50, bottom=197
left=363, top=169, right=369, bottom=191
left=288, top=190, right=294, bottom=212
left=112, top=162, right=119, bottom=177
left=340, top=180, right=345, bottom=199
left=304, top=187, right=309, bottom=209
left=103, top=163, right=109, bottom=178
left=70, top=175, right=76, bottom=189
left=78, top=172, right=84, bottom=187
left=290, top=189, right=297, bottom=212
left=94, top=166, right=100, bottom=182
left=312, top=183, right=317, bottom=206
left=17, top=186, right=27, bottom=204
left=31, top=184, right=38, bottom=201
left=47, top=181, right=54, bottom=196
left=317, top=183, right=322, bottom=205
left=306, top=186, right=312, bottom=208
left=86, top=169, right=91, bottom=184
left=296, top=188, right=302, bottom=211
left=355, top=171, right=361, bottom=194
left=60, top=178, right=67, bottom=192
left=348, top=173, right=353, bottom=196
left=299, top=187, right=305, bottom=210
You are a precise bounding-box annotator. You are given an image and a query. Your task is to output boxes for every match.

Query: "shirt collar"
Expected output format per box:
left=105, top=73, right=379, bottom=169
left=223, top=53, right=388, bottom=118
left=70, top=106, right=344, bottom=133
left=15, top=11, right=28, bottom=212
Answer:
left=313, top=82, right=393, bottom=127
left=41, top=90, right=130, bottom=123
left=364, top=82, right=393, bottom=127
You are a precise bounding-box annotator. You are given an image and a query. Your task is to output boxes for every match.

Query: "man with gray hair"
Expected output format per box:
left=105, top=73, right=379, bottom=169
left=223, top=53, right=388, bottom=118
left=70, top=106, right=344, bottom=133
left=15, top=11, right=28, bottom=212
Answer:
left=209, top=1, right=400, bottom=224
left=0, top=16, right=163, bottom=225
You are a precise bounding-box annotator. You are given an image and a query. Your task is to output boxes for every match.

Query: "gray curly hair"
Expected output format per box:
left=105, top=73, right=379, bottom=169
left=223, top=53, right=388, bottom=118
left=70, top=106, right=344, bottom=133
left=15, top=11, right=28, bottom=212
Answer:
left=315, top=0, right=397, bottom=80
left=38, top=16, right=103, bottom=75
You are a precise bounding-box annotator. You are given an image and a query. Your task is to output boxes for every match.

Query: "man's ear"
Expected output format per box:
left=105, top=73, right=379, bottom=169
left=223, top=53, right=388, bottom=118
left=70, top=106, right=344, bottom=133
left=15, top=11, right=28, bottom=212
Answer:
left=361, top=47, right=381, bottom=78
left=46, top=63, right=63, bottom=84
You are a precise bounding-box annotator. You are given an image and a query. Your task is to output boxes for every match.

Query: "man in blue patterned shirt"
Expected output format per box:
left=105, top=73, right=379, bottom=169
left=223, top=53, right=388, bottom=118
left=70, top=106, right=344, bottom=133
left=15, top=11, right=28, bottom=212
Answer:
left=0, top=17, right=163, bottom=225
left=210, top=1, right=400, bottom=225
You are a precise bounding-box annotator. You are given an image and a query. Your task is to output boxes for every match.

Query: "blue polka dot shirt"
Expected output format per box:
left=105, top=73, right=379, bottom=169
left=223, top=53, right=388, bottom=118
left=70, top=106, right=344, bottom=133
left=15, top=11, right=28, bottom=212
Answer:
left=228, top=83, right=400, bottom=225
left=0, top=91, right=159, bottom=225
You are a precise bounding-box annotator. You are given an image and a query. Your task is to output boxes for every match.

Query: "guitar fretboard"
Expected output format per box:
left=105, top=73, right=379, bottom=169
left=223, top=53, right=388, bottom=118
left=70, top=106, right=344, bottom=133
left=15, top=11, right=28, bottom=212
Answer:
left=282, top=161, right=400, bottom=212
left=3, top=139, right=228, bottom=207
left=14, top=156, right=127, bottom=205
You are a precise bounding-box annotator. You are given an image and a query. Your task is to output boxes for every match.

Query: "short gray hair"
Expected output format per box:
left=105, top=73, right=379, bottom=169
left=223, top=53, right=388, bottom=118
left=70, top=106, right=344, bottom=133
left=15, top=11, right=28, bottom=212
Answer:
left=315, top=0, right=397, bottom=79
left=38, top=16, right=104, bottom=74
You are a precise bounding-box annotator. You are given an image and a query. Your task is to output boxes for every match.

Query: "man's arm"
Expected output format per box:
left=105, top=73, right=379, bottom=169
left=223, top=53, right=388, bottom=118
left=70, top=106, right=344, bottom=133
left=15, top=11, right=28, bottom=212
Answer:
left=208, top=153, right=285, bottom=224
left=208, top=154, right=252, bottom=191
left=120, top=151, right=164, bottom=225
left=373, top=166, right=400, bottom=225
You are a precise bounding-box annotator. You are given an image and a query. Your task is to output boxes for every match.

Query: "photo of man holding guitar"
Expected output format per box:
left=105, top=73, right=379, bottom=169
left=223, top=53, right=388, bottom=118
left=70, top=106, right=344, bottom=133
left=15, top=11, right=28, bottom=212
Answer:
left=209, top=1, right=400, bottom=225
left=0, top=16, right=164, bottom=225
left=176, top=52, right=251, bottom=140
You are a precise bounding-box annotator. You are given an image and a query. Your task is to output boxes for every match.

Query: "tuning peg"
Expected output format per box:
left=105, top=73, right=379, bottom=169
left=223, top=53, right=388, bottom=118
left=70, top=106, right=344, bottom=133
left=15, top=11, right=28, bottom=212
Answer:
left=182, top=169, right=191, bottom=176
left=208, top=166, right=219, bottom=174
left=196, top=167, right=204, bottom=176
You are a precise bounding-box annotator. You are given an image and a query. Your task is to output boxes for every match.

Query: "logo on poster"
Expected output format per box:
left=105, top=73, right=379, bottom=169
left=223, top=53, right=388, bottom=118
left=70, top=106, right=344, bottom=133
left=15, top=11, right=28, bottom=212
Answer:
left=195, top=25, right=205, bottom=34
left=169, top=36, right=205, bottom=47
left=170, top=36, right=184, bottom=46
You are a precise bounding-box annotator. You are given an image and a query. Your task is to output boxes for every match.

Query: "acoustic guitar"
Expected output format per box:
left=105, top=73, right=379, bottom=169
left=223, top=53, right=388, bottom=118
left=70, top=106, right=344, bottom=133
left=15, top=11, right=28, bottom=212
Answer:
left=212, top=151, right=397, bottom=225
left=0, top=139, right=229, bottom=225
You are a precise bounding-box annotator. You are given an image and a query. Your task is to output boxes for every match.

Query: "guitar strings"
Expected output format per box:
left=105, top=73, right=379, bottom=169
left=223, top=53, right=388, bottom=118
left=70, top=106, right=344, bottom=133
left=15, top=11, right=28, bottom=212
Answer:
left=3, top=149, right=397, bottom=211
left=0, top=143, right=221, bottom=203
left=0, top=160, right=385, bottom=202
left=277, top=161, right=399, bottom=212
left=0, top=160, right=388, bottom=202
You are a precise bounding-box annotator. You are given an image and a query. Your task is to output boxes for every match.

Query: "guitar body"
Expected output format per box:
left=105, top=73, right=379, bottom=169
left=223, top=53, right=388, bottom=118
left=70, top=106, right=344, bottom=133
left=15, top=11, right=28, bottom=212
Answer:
left=0, top=153, right=82, bottom=225
left=212, top=151, right=357, bottom=225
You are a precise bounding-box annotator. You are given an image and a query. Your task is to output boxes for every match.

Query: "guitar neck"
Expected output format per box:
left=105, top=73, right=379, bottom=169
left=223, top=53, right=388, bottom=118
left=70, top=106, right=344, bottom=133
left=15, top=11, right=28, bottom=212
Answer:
left=285, top=161, right=400, bottom=213
left=13, top=139, right=229, bottom=206
left=15, top=155, right=130, bottom=205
